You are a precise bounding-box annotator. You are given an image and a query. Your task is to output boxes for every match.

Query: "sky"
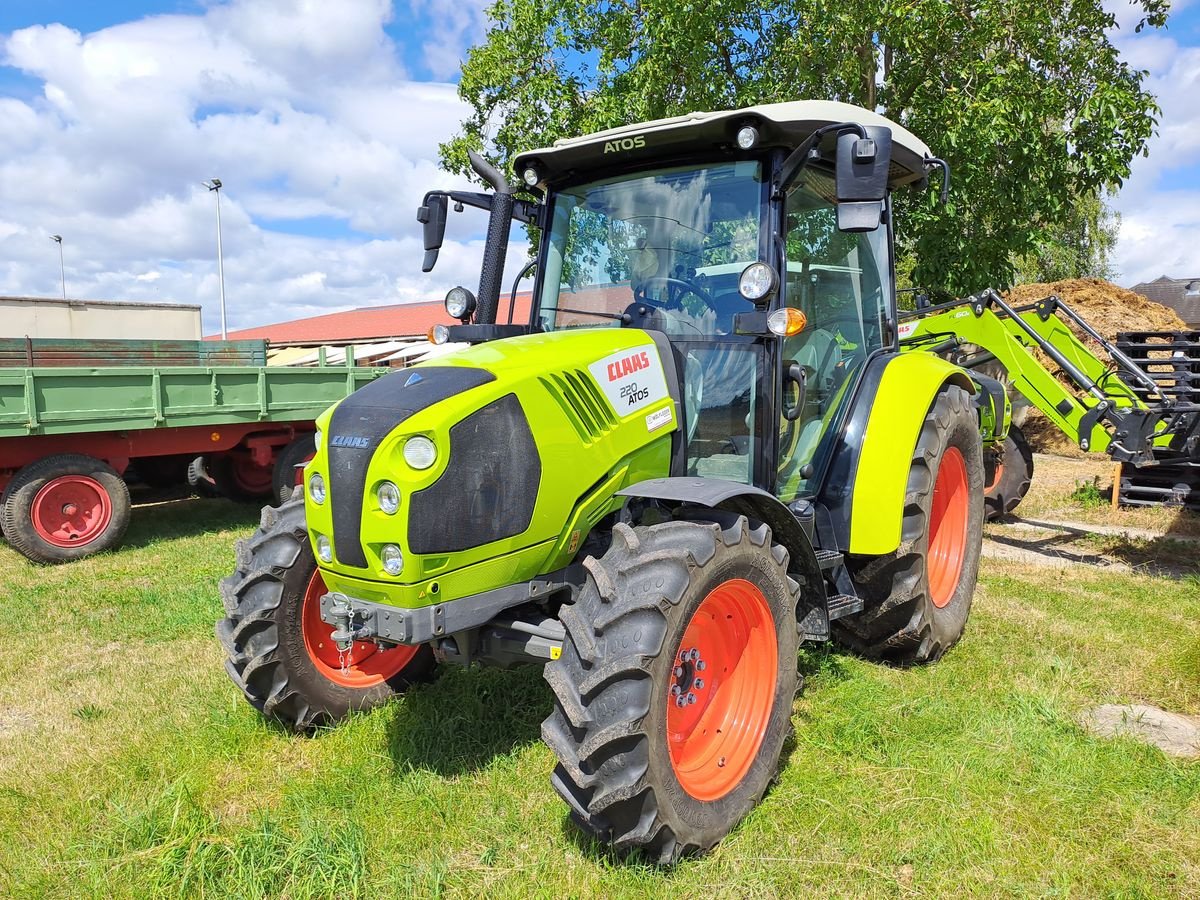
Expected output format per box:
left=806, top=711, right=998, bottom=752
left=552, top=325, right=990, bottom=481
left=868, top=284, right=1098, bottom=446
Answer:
left=0, top=0, right=1197, bottom=335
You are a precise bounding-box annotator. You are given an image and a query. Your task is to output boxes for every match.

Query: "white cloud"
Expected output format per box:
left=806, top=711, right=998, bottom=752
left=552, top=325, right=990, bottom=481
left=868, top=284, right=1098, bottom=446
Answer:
left=0, top=0, right=523, bottom=334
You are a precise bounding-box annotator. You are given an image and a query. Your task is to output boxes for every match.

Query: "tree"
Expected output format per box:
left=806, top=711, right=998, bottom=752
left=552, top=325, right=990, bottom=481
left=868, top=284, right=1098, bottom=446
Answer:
left=1012, top=189, right=1121, bottom=283
left=441, top=0, right=1167, bottom=297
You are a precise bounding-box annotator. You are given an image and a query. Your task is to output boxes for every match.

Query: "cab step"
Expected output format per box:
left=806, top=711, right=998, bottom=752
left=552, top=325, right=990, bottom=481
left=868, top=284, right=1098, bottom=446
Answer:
left=815, top=549, right=844, bottom=571
left=826, top=594, right=864, bottom=621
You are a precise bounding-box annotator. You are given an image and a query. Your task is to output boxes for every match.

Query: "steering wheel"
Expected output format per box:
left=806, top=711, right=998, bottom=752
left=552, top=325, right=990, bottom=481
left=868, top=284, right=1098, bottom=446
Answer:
left=632, top=276, right=715, bottom=314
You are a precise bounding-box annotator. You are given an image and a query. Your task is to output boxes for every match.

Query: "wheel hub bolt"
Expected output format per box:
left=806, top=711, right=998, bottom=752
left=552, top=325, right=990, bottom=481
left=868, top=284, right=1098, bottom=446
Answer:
left=718, top=756, right=726, bottom=767
left=671, top=684, right=682, bottom=696
left=688, top=648, right=700, bottom=662
left=686, top=692, right=697, bottom=705
left=676, top=696, right=687, bottom=708
left=693, top=679, right=704, bottom=690
left=673, top=665, right=684, bottom=677
left=696, top=659, right=706, bottom=671
left=63, top=503, right=78, bottom=516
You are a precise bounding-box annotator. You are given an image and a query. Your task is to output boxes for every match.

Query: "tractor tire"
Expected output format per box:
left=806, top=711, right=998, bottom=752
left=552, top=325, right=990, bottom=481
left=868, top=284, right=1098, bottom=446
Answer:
left=272, top=435, right=314, bottom=507
left=836, top=384, right=984, bottom=665
left=543, top=513, right=800, bottom=864
left=1, top=454, right=131, bottom=564
left=984, top=424, right=1033, bottom=521
left=211, top=451, right=274, bottom=502
left=216, top=497, right=436, bottom=731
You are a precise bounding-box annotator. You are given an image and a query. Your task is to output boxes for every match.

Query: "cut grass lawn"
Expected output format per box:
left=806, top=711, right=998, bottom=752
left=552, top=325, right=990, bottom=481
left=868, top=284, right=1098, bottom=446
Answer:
left=0, top=493, right=1198, bottom=897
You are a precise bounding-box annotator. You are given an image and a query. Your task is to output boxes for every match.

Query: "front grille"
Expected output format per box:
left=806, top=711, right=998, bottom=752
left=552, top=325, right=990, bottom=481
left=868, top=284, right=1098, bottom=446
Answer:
left=408, top=393, right=541, bottom=554
left=539, top=370, right=617, bottom=444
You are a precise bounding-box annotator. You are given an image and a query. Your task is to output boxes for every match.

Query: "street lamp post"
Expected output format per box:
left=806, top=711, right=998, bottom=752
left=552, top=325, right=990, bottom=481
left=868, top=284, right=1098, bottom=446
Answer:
left=202, top=178, right=227, bottom=339
left=49, top=234, right=65, bottom=300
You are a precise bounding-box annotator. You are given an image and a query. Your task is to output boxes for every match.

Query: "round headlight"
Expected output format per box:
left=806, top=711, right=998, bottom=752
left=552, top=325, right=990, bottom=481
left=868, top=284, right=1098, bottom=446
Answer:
left=377, top=481, right=400, bottom=515
left=521, top=165, right=541, bottom=187
left=381, top=544, right=403, bottom=576
left=736, top=124, right=760, bottom=150
left=313, top=429, right=322, bottom=451
left=738, top=262, right=778, bottom=301
left=403, top=436, right=437, bottom=470
left=444, top=286, right=477, bottom=321
left=308, top=472, right=326, bottom=504
left=428, top=324, right=450, bottom=345
left=316, top=534, right=332, bottom=563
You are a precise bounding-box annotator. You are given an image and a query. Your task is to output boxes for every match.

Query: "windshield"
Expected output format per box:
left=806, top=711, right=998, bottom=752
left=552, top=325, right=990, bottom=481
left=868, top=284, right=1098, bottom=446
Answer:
left=537, top=161, right=765, bottom=337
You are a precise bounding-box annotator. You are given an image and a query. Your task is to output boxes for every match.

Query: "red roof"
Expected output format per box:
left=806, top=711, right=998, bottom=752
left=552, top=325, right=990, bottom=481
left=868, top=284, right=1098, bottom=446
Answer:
left=214, top=294, right=535, bottom=345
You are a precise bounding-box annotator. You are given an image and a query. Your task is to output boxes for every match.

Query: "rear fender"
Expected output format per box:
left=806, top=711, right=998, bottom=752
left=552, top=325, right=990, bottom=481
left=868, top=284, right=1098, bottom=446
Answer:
left=841, top=353, right=975, bottom=555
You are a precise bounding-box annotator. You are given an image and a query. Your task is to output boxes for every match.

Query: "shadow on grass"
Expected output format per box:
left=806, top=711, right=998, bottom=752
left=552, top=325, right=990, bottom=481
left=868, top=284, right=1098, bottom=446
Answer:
left=120, top=495, right=262, bottom=550
left=386, top=664, right=550, bottom=776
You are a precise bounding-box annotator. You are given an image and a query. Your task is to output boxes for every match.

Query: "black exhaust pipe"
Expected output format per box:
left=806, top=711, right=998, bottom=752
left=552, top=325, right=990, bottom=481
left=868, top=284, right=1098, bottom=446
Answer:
left=468, top=150, right=514, bottom=326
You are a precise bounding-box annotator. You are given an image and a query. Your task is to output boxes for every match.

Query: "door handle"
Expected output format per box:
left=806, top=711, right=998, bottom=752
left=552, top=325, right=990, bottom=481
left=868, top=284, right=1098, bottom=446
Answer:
left=783, top=363, right=808, bottom=422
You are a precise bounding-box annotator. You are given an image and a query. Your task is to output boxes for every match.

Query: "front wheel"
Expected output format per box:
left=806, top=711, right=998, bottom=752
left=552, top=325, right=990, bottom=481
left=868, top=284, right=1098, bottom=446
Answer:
left=836, top=383, right=984, bottom=664
left=984, top=424, right=1034, bottom=521
left=216, top=497, right=435, bottom=730
left=542, top=513, right=800, bottom=864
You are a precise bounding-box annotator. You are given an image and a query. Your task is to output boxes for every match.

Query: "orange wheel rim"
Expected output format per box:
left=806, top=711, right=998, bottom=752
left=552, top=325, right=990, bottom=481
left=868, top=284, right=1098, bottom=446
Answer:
left=928, top=446, right=969, bottom=609
left=301, top=569, right=418, bottom=687
left=985, top=460, right=1004, bottom=492
left=666, top=578, right=777, bottom=802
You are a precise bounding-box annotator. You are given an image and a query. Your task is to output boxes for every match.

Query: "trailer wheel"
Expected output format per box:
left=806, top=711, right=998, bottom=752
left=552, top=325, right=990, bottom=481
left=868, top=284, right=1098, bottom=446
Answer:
left=216, top=497, right=436, bottom=731
left=543, top=514, right=800, bottom=864
left=984, top=424, right=1033, bottom=521
left=187, top=456, right=220, bottom=498
left=211, top=452, right=274, bottom=501
left=837, top=384, right=984, bottom=664
left=1, top=454, right=131, bottom=564
left=272, top=436, right=314, bottom=506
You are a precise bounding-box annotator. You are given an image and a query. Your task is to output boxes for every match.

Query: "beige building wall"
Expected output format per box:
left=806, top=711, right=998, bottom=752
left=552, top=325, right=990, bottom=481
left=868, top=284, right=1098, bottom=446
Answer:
left=0, top=297, right=202, bottom=340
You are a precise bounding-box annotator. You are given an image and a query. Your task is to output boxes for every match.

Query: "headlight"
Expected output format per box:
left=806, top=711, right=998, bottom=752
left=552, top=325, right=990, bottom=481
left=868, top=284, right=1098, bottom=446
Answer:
left=428, top=324, right=450, bottom=345
left=381, top=544, right=403, bottom=576
left=736, top=124, right=760, bottom=150
left=403, top=436, right=437, bottom=470
left=313, top=429, right=322, bottom=451
left=377, top=481, right=400, bottom=515
left=308, top=472, right=326, bottom=504
left=316, top=534, right=332, bottom=563
left=738, top=262, right=778, bottom=301
left=444, top=286, right=477, bottom=321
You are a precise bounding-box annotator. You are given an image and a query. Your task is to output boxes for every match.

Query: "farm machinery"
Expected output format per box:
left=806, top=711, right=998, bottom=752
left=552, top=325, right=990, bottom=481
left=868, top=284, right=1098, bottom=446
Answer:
left=220, top=99, right=1026, bottom=861
left=898, top=292, right=1200, bottom=516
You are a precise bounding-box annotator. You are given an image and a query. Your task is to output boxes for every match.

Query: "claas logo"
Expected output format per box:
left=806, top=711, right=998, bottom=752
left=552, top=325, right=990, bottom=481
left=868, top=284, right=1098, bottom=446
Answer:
left=607, top=350, right=652, bottom=382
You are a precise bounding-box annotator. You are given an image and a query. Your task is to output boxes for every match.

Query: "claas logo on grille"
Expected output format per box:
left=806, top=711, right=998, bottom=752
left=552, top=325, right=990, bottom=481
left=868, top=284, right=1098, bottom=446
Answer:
left=330, top=435, right=371, bottom=449
left=606, top=351, right=652, bottom=382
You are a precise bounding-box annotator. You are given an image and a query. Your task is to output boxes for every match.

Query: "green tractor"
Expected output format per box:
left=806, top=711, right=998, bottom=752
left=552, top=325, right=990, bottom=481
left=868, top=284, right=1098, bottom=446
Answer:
left=218, top=101, right=995, bottom=862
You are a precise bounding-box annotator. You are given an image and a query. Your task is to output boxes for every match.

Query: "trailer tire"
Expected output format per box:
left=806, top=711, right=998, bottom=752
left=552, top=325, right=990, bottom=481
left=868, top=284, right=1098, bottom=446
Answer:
left=543, top=514, right=800, bottom=864
left=984, top=424, right=1033, bottom=521
left=187, top=456, right=220, bottom=497
left=211, top=452, right=274, bottom=501
left=1, top=454, right=131, bottom=564
left=836, top=384, right=984, bottom=664
left=216, top=497, right=436, bottom=731
left=272, top=436, right=314, bottom=506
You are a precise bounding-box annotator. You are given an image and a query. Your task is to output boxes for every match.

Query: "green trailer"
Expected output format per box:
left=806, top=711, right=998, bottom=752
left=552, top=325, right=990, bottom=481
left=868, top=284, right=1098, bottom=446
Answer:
left=0, top=338, right=386, bottom=563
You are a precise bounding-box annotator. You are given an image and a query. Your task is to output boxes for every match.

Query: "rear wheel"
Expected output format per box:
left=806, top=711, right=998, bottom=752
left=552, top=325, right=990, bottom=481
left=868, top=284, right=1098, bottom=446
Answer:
left=542, top=513, right=800, bottom=863
left=1, top=454, right=131, bottom=563
left=216, top=497, right=435, bottom=730
left=836, top=384, right=984, bottom=664
left=984, top=424, right=1033, bottom=521
left=272, top=435, right=314, bottom=506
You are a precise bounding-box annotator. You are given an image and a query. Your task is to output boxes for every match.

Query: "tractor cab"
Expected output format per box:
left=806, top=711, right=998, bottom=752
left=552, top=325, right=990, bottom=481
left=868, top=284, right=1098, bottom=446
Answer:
left=422, top=100, right=939, bottom=502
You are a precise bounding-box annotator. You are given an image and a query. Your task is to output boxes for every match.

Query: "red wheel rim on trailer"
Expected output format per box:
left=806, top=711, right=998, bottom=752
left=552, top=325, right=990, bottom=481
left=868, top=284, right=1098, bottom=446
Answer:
left=231, top=455, right=274, bottom=496
left=301, top=569, right=418, bottom=687
left=927, top=446, right=970, bottom=609
left=30, top=475, right=113, bottom=547
left=666, top=578, right=778, bottom=802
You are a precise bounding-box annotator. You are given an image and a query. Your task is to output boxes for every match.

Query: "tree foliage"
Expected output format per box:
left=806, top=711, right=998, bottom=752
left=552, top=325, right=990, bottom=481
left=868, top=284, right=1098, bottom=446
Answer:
left=442, top=0, right=1167, bottom=297
left=1012, top=189, right=1120, bottom=283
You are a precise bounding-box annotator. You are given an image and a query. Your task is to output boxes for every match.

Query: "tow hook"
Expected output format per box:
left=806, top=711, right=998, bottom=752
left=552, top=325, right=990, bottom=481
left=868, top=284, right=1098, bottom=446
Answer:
left=325, top=592, right=376, bottom=652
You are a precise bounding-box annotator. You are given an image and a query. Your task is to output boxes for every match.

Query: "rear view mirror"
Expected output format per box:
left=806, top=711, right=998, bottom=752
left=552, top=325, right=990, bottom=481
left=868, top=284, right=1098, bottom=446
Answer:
left=835, top=126, right=892, bottom=232
left=417, top=193, right=449, bottom=272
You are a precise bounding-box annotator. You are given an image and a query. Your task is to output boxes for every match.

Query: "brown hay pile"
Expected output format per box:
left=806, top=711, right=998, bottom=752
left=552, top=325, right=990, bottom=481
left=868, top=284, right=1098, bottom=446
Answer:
left=1000, top=279, right=1187, bottom=457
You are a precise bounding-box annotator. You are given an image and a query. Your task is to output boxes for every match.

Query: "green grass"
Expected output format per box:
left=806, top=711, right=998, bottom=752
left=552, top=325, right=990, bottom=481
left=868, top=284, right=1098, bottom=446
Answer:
left=1, top=496, right=1198, bottom=897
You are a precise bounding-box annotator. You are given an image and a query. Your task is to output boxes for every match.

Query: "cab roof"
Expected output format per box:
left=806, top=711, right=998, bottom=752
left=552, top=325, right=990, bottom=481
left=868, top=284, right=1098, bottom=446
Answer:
left=513, top=100, right=933, bottom=188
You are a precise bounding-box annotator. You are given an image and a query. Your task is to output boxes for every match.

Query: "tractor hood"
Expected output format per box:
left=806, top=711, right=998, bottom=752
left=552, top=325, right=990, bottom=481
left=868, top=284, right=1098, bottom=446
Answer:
left=304, top=328, right=679, bottom=609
